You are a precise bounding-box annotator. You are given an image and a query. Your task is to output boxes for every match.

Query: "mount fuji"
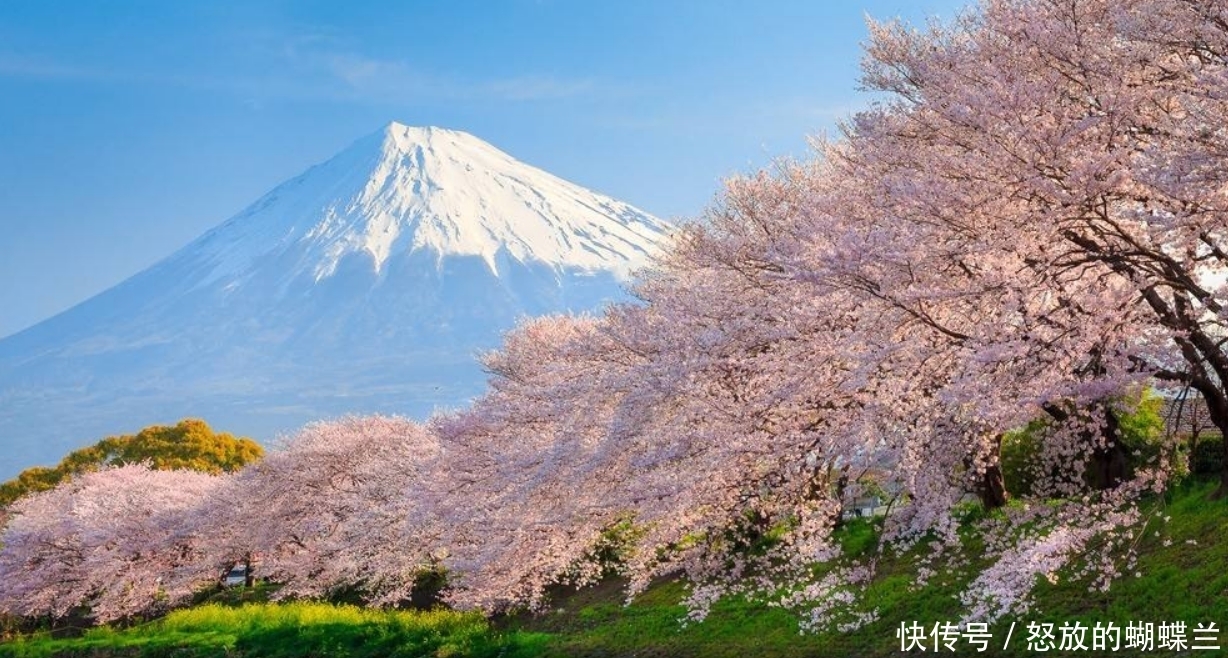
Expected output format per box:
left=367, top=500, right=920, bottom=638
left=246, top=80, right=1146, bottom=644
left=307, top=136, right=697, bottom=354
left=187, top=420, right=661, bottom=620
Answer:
left=0, top=122, right=667, bottom=478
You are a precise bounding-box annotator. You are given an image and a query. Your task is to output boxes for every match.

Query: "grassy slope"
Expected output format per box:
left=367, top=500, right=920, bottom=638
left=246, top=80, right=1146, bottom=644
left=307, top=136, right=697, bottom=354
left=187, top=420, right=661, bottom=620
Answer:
left=506, top=478, right=1228, bottom=658
left=3, top=479, right=1225, bottom=657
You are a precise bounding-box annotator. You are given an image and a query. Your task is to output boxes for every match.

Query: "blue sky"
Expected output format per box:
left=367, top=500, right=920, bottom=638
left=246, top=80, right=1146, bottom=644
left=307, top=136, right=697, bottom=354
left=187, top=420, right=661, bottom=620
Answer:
left=0, top=0, right=970, bottom=339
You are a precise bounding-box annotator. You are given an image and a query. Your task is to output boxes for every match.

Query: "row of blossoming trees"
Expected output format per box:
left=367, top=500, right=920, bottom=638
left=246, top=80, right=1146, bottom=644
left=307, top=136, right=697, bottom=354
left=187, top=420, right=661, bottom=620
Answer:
left=5, top=0, right=1228, bottom=629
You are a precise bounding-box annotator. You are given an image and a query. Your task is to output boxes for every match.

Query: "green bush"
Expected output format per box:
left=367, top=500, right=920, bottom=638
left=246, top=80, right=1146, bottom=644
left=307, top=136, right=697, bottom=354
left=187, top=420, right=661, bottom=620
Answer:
left=0, top=419, right=262, bottom=508
left=1190, top=435, right=1224, bottom=475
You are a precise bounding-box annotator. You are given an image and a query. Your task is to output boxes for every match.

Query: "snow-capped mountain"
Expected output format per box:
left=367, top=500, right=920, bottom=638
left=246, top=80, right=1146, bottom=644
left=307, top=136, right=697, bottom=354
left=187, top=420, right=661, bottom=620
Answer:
left=0, top=122, right=667, bottom=478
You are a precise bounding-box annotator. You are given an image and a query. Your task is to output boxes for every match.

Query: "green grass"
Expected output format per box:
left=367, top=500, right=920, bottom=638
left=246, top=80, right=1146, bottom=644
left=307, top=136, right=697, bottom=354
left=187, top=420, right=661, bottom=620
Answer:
left=4, top=479, right=1226, bottom=657
left=0, top=603, right=549, bottom=658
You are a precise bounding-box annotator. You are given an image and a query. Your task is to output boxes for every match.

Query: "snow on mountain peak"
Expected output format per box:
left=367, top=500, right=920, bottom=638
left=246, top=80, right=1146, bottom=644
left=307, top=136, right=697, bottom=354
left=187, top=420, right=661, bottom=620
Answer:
left=189, top=123, right=666, bottom=288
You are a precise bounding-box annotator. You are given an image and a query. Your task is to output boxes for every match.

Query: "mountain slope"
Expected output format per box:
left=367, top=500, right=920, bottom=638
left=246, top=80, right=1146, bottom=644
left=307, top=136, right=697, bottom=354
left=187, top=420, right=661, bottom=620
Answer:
left=0, top=123, right=667, bottom=477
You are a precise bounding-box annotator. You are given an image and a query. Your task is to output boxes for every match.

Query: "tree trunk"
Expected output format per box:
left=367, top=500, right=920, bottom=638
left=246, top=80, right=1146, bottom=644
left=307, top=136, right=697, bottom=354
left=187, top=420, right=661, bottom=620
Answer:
left=974, top=434, right=1009, bottom=510
left=832, top=465, right=849, bottom=528
left=244, top=552, right=255, bottom=588
left=979, top=460, right=1009, bottom=509
left=1088, top=407, right=1128, bottom=491
left=1185, top=384, right=1228, bottom=500
left=1217, top=445, right=1228, bottom=501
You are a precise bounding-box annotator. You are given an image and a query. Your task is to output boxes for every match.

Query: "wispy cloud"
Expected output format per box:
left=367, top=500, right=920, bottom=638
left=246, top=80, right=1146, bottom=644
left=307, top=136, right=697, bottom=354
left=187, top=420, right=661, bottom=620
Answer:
left=305, top=49, right=606, bottom=103
left=0, top=35, right=616, bottom=107
left=0, top=53, right=113, bottom=82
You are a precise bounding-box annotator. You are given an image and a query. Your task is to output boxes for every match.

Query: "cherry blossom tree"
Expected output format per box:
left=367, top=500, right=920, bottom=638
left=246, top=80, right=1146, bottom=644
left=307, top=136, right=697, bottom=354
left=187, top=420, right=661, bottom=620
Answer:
left=424, top=314, right=646, bottom=611
left=852, top=0, right=1228, bottom=493
left=190, top=416, right=442, bottom=606
left=788, top=0, right=1228, bottom=617
left=0, top=465, right=222, bottom=623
